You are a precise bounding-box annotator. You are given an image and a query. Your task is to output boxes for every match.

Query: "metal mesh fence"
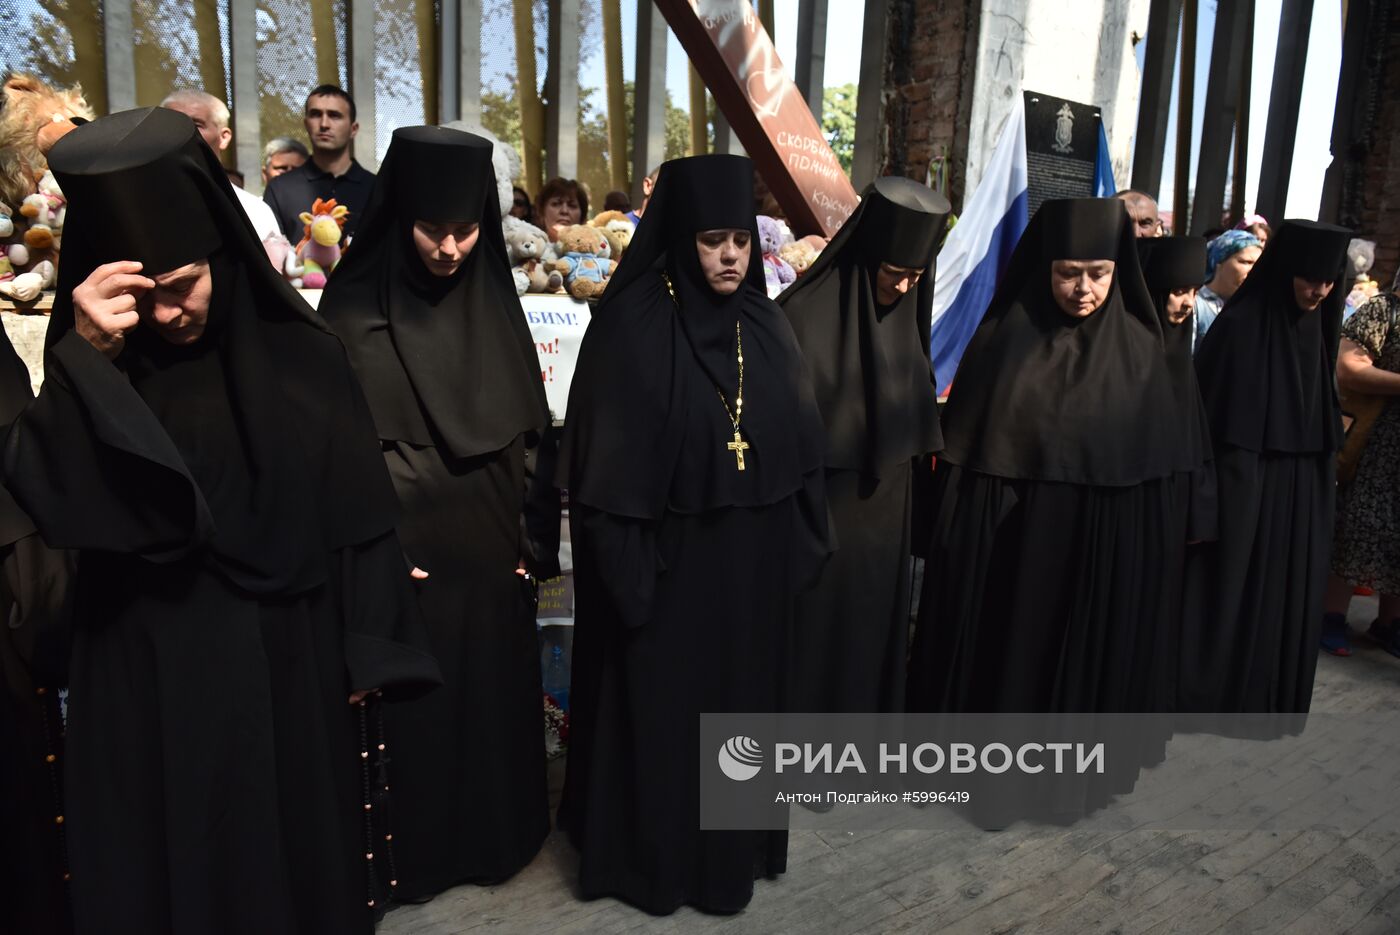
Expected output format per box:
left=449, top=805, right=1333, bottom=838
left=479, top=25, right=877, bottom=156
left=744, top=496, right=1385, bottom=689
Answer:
left=256, top=0, right=348, bottom=152
left=373, top=0, right=438, bottom=160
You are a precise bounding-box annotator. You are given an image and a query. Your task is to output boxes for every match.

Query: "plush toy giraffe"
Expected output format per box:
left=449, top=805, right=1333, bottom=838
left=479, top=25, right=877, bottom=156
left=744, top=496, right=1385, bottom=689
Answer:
left=285, top=197, right=348, bottom=289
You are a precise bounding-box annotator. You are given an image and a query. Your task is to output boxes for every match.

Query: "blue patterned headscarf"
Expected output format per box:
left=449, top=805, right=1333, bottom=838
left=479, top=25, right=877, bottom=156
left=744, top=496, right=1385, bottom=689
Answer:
left=1205, top=230, right=1262, bottom=282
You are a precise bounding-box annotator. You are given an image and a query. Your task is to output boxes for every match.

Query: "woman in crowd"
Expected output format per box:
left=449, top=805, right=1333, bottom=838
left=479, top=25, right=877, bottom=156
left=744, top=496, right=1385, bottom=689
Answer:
left=1138, top=236, right=1217, bottom=708
left=1194, top=230, right=1263, bottom=347
left=1184, top=219, right=1351, bottom=713
left=319, top=126, right=556, bottom=899
left=1320, top=268, right=1400, bottom=658
left=557, top=153, right=831, bottom=915
left=777, top=175, right=950, bottom=714
left=536, top=177, right=588, bottom=241
left=907, top=198, right=1186, bottom=717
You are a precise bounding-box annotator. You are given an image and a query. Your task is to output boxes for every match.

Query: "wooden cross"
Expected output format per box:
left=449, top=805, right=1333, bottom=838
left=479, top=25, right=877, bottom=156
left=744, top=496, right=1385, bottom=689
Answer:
left=726, top=430, right=750, bottom=471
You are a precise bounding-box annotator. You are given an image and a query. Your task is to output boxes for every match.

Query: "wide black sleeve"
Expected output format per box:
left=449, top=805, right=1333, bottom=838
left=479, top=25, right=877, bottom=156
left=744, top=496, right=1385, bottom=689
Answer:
left=909, top=453, right=937, bottom=559
left=793, top=464, right=837, bottom=593
left=520, top=425, right=563, bottom=579
left=1185, top=461, right=1219, bottom=544
left=0, top=532, right=76, bottom=688
left=340, top=530, right=442, bottom=701
left=1, top=330, right=212, bottom=560
left=572, top=504, right=661, bottom=631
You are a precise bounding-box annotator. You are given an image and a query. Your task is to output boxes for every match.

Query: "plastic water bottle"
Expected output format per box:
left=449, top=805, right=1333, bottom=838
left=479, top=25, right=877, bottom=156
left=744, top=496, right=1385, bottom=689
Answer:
left=543, top=643, right=570, bottom=712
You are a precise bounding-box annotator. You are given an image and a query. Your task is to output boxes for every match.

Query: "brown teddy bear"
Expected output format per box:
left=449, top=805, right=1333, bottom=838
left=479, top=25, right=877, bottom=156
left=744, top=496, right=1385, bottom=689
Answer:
left=552, top=224, right=614, bottom=300
left=588, top=209, right=634, bottom=263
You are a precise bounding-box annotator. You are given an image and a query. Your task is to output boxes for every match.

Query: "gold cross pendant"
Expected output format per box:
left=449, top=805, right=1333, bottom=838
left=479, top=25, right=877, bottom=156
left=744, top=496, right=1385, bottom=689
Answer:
left=726, top=430, right=749, bottom=471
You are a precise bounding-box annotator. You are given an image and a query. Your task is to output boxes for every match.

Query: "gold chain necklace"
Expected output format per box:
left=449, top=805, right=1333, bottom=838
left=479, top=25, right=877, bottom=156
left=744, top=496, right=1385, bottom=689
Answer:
left=661, top=272, right=750, bottom=471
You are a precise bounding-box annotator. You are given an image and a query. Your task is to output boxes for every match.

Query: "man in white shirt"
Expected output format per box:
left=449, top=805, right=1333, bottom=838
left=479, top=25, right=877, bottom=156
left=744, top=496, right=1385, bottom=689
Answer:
left=160, top=90, right=289, bottom=268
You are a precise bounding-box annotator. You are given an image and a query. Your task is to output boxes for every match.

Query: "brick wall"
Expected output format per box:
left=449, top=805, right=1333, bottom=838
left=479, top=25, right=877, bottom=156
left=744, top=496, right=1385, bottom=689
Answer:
left=1341, top=6, right=1400, bottom=289
left=880, top=0, right=977, bottom=211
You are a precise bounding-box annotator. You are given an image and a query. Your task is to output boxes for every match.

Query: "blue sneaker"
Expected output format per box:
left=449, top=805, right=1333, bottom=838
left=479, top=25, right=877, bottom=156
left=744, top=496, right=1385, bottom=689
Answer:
left=1320, top=613, right=1352, bottom=656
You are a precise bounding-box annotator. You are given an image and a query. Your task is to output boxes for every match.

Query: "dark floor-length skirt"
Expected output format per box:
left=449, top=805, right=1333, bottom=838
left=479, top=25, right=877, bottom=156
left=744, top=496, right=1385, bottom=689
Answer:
left=380, top=439, right=549, bottom=899
left=908, top=463, right=1176, bottom=715
left=791, top=460, right=911, bottom=713
left=906, top=464, right=1177, bottom=825
left=1179, top=447, right=1334, bottom=714
left=64, top=556, right=373, bottom=935
left=559, top=498, right=811, bottom=915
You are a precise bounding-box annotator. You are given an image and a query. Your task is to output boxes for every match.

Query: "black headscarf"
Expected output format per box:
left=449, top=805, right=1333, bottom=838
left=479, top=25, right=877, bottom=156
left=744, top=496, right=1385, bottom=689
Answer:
left=938, top=198, right=1185, bottom=486
left=1138, top=236, right=1213, bottom=470
left=559, top=153, right=825, bottom=518
left=320, top=125, right=547, bottom=460
left=40, top=106, right=398, bottom=594
left=1193, top=219, right=1351, bottom=455
left=778, top=176, right=950, bottom=477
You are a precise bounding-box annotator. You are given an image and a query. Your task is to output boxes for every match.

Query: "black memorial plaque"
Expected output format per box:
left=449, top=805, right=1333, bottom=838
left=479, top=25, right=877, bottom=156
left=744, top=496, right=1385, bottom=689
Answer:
left=1023, top=91, right=1101, bottom=217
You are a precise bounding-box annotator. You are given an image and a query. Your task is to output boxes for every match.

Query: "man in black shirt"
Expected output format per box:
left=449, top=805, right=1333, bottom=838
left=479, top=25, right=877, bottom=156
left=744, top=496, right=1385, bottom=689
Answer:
left=263, top=84, right=375, bottom=245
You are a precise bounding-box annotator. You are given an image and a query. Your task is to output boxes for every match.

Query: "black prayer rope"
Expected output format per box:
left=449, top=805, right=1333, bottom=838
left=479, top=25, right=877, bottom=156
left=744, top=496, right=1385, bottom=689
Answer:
left=358, top=699, right=377, bottom=910
left=36, top=685, right=73, bottom=897
left=373, top=697, right=399, bottom=892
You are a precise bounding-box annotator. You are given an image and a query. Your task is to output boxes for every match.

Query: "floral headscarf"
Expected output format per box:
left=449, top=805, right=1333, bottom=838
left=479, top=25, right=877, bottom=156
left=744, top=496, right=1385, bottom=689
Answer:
left=1205, top=229, right=1262, bottom=282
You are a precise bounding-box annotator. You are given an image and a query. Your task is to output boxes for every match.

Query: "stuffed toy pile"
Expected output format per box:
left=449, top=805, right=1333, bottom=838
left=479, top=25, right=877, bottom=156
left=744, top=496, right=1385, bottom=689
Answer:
left=0, top=73, right=93, bottom=301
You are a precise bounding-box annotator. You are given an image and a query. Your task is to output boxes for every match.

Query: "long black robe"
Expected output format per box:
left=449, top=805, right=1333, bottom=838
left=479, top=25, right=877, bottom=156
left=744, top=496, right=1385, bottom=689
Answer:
left=1136, top=237, right=1218, bottom=711
left=0, top=326, right=75, bottom=935
left=4, top=108, right=442, bottom=935
left=320, top=126, right=555, bottom=897
left=1182, top=219, right=1351, bottom=714
left=908, top=199, right=1188, bottom=718
left=557, top=154, right=832, bottom=915
left=778, top=177, right=949, bottom=713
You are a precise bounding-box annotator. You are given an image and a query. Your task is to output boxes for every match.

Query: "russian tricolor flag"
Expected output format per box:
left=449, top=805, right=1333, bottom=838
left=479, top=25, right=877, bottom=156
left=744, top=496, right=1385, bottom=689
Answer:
left=929, top=99, right=1029, bottom=395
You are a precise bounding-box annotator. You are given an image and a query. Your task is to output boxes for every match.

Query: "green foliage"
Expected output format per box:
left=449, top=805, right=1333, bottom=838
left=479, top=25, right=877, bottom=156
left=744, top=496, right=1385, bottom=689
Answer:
left=822, top=83, right=858, bottom=174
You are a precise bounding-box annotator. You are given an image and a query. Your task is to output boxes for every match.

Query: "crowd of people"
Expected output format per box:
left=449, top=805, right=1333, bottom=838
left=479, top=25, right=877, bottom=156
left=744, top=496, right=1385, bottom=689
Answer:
left=2, top=81, right=1396, bottom=935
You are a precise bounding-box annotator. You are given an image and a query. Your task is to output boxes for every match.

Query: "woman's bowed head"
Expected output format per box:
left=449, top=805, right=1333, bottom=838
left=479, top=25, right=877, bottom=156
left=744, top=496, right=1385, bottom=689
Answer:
left=412, top=220, right=480, bottom=277
left=1049, top=258, right=1116, bottom=318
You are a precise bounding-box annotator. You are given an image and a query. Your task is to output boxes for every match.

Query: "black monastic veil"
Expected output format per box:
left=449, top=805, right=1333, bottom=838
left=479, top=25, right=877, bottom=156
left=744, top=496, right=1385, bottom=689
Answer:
left=320, top=125, right=556, bottom=897
left=557, top=154, right=833, bottom=915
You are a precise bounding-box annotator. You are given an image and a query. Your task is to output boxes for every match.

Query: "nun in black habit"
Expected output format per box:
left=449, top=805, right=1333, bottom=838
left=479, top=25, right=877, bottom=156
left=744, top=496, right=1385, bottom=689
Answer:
left=907, top=199, right=1188, bottom=717
left=1183, top=220, right=1351, bottom=714
left=0, top=325, right=75, bottom=935
left=2, top=107, right=442, bottom=935
left=557, top=154, right=833, bottom=915
left=1136, top=236, right=1218, bottom=710
left=777, top=176, right=949, bottom=713
left=319, top=125, right=555, bottom=898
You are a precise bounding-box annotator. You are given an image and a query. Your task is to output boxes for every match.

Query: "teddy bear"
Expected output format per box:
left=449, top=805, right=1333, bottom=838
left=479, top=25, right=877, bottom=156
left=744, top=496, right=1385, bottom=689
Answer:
left=757, top=215, right=796, bottom=295
left=778, top=239, right=820, bottom=279
left=552, top=224, right=613, bottom=300
left=504, top=219, right=564, bottom=295
left=0, top=257, right=54, bottom=303
left=588, top=210, right=634, bottom=262
left=19, top=170, right=65, bottom=252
